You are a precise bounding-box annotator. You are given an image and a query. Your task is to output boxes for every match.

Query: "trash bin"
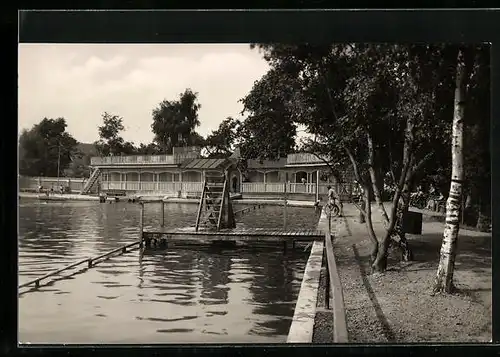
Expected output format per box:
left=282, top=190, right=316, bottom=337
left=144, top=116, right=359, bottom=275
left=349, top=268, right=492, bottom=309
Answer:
left=402, top=211, right=423, bottom=235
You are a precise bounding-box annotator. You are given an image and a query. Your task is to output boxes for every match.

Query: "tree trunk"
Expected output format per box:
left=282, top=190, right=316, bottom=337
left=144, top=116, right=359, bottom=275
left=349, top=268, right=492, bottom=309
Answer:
left=434, top=47, right=469, bottom=294
left=362, top=189, right=379, bottom=264
left=393, top=180, right=414, bottom=261
left=359, top=199, right=366, bottom=223
left=366, top=133, right=390, bottom=273
left=367, top=112, right=414, bottom=272
left=372, top=234, right=389, bottom=273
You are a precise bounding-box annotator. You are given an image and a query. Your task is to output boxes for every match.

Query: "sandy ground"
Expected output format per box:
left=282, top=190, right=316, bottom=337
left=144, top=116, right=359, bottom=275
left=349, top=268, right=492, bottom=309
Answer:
left=332, top=203, right=492, bottom=343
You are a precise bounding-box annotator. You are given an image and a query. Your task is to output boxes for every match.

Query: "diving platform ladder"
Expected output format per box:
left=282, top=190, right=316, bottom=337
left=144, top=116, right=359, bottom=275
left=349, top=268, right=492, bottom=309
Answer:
left=81, top=168, right=101, bottom=195
left=195, top=172, right=235, bottom=231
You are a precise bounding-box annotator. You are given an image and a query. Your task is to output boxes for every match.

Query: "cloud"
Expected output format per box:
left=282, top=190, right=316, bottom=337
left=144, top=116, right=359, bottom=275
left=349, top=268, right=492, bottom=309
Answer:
left=18, top=44, right=270, bottom=145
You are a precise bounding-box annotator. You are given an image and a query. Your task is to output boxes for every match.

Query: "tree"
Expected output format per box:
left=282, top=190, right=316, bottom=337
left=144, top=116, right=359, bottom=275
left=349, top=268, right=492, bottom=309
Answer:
left=93, top=112, right=136, bottom=156
left=434, top=47, right=475, bottom=293
left=238, top=67, right=299, bottom=160
left=135, top=142, right=162, bottom=155
left=204, top=117, right=241, bottom=158
left=248, top=43, right=467, bottom=272
left=19, top=117, right=78, bottom=177
left=377, top=45, right=458, bottom=262
left=151, top=89, right=203, bottom=154
left=64, top=156, right=89, bottom=177
left=248, top=44, right=413, bottom=270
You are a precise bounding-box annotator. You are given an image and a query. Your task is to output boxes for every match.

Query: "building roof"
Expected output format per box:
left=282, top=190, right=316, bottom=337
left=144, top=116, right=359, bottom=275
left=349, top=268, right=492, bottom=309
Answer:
left=180, top=158, right=230, bottom=170
left=247, top=158, right=288, bottom=169
left=229, top=148, right=241, bottom=159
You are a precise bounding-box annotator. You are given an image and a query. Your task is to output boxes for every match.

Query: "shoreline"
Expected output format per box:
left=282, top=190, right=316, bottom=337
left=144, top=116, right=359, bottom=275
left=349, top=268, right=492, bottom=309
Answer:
left=17, top=192, right=490, bottom=233
left=18, top=192, right=318, bottom=208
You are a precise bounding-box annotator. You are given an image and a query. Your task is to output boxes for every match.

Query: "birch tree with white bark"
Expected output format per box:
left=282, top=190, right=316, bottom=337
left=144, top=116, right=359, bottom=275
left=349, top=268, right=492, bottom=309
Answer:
left=434, top=47, right=473, bottom=293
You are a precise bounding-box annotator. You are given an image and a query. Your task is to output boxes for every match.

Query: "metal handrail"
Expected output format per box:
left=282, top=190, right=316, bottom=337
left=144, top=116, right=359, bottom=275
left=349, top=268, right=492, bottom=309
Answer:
left=87, top=241, right=141, bottom=267
left=19, top=240, right=141, bottom=289
left=233, top=205, right=262, bottom=216
left=324, top=214, right=349, bottom=343
left=19, top=258, right=91, bottom=289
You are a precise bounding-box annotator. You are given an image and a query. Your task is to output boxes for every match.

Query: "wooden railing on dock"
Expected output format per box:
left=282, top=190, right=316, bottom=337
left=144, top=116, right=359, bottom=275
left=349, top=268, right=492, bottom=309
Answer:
left=324, top=214, right=349, bottom=343
left=233, top=205, right=262, bottom=217
left=19, top=240, right=142, bottom=289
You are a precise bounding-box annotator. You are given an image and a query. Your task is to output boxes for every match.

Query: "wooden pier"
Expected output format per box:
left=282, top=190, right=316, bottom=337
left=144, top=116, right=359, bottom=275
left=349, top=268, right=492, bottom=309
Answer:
left=139, top=168, right=319, bottom=249
left=142, top=226, right=324, bottom=248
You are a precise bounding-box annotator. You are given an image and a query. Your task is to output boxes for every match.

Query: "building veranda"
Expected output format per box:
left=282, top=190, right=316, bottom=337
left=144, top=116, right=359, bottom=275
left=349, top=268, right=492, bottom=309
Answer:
left=77, top=147, right=357, bottom=200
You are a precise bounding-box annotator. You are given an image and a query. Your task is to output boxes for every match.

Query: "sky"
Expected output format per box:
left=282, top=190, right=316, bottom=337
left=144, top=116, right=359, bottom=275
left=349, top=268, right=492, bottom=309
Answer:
left=18, top=44, right=272, bottom=145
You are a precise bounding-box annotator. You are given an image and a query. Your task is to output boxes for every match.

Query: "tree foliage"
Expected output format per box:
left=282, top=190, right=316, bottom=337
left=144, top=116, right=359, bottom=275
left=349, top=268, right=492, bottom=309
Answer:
left=94, top=112, right=136, bottom=156
left=238, top=67, right=298, bottom=160
left=204, top=117, right=241, bottom=158
left=135, top=142, right=162, bottom=155
left=151, top=89, right=203, bottom=154
left=19, top=117, right=78, bottom=177
left=247, top=43, right=490, bottom=272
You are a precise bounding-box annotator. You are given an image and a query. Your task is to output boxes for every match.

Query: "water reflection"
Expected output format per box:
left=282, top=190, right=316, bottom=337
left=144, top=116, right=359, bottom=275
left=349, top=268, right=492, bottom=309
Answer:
left=199, top=250, right=231, bottom=306
left=19, top=200, right=316, bottom=344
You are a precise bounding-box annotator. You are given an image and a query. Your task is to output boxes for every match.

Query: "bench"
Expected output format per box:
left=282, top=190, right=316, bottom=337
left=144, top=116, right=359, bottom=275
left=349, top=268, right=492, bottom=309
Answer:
left=105, top=189, right=127, bottom=197
left=185, top=192, right=201, bottom=199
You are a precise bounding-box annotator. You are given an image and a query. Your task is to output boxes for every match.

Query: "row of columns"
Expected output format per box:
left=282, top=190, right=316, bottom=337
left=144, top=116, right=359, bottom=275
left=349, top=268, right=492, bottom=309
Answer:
left=103, top=171, right=190, bottom=183
left=260, top=170, right=320, bottom=184
left=103, top=169, right=327, bottom=184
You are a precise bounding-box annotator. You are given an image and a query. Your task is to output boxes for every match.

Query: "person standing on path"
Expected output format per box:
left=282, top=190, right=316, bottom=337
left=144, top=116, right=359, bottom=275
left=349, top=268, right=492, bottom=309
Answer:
left=327, top=185, right=343, bottom=217
left=354, top=180, right=366, bottom=223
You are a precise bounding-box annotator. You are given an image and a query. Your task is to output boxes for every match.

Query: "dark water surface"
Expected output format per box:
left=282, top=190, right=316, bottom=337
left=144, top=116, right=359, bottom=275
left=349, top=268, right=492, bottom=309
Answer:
left=18, top=200, right=319, bottom=344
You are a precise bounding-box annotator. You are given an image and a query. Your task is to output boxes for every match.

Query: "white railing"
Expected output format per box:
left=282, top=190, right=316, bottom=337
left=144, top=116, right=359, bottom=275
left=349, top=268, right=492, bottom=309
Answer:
left=102, top=181, right=203, bottom=193
left=90, top=152, right=200, bottom=166
left=241, top=183, right=284, bottom=193
left=91, top=155, right=174, bottom=166
left=289, top=183, right=316, bottom=194
left=182, top=182, right=204, bottom=192
left=18, top=176, right=86, bottom=192
left=240, top=182, right=357, bottom=197
left=158, top=182, right=182, bottom=192
left=241, top=182, right=324, bottom=194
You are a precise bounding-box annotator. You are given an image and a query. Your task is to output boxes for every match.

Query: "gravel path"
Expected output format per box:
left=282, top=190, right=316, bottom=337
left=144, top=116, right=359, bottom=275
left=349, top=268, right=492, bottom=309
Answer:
left=331, top=203, right=492, bottom=343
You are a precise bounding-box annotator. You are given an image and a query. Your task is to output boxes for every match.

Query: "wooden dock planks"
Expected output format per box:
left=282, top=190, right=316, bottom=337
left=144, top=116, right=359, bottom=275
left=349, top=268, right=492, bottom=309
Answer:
left=142, top=226, right=323, bottom=244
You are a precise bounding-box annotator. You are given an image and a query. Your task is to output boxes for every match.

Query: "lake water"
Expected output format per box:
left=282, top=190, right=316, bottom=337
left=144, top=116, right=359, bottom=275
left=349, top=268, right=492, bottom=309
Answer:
left=18, top=200, right=319, bottom=344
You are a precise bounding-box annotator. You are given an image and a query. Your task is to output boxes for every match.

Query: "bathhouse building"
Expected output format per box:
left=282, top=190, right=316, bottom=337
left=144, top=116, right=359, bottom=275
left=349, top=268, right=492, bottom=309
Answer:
left=82, top=146, right=356, bottom=200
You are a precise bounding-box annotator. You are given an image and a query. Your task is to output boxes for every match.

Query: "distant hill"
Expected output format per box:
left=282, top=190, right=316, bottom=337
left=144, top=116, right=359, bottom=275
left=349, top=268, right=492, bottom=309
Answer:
left=76, top=142, right=97, bottom=157
left=18, top=142, right=96, bottom=160
left=68, top=142, right=97, bottom=177
left=18, top=139, right=97, bottom=178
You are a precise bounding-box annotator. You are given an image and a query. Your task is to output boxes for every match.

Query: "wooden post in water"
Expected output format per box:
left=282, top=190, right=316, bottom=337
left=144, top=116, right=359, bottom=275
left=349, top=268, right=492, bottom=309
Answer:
left=161, top=201, right=165, bottom=227
left=139, top=202, right=144, bottom=241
